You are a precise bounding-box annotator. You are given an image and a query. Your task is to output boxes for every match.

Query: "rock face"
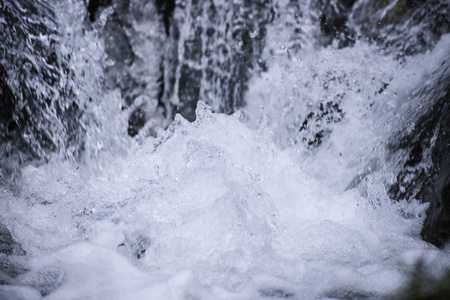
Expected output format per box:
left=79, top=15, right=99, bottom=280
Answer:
left=299, top=100, right=345, bottom=148
left=166, top=0, right=272, bottom=120
left=0, top=224, right=25, bottom=256
left=313, top=0, right=357, bottom=48
left=87, top=0, right=171, bottom=137
left=0, top=0, right=84, bottom=184
left=310, top=0, right=450, bottom=55
left=386, top=61, right=450, bottom=247
left=87, top=0, right=113, bottom=22
left=350, top=0, right=450, bottom=55
left=414, top=90, right=450, bottom=247
left=88, top=0, right=272, bottom=134
left=320, top=0, right=450, bottom=248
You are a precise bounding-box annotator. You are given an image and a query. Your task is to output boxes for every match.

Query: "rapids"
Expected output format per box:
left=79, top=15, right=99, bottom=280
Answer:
left=1, top=0, right=450, bottom=299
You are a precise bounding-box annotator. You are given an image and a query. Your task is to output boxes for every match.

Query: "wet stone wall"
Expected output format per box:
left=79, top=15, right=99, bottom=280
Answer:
left=0, top=0, right=84, bottom=185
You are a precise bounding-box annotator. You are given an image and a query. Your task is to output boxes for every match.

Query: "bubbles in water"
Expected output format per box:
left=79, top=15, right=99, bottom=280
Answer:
left=2, top=1, right=450, bottom=299
left=3, top=101, right=449, bottom=298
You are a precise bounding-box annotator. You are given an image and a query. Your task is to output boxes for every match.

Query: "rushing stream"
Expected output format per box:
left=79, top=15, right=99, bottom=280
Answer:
left=1, top=0, right=450, bottom=299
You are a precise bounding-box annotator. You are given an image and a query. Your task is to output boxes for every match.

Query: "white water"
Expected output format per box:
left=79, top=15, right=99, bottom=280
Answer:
left=2, top=1, right=450, bottom=299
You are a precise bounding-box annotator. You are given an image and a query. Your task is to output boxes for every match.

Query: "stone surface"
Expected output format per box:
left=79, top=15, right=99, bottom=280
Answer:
left=387, top=62, right=450, bottom=247
left=166, top=0, right=272, bottom=120
left=0, top=0, right=84, bottom=185
left=0, top=224, right=25, bottom=256
left=419, top=100, right=450, bottom=247
left=350, top=0, right=450, bottom=55
left=89, top=0, right=272, bottom=135
left=87, top=0, right=170, bottom=137
left=313, top=0, right=357, bottom=48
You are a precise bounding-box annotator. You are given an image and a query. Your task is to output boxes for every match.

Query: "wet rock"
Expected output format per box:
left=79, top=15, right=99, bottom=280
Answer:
left=0, top=224, right=26, bottom=256
left=324, top=289, right=375, bottom=300
left=259, top=287, right=295, bottom=298
left=0, top=0, right=84, bottom=185
left=166, top=0, right=272, bottom=120
left=388, top=268, right=450, bottom=299
left=349, top=0, right=450, bottom=55
left=299, top=100, right=345, bottom=148
left=87, top=0, right=272, bottom=136
left=87, top=0, right=170, bottom=137
left=312, top=0, right=357, bottom=48
left=0, top=254, right=29, bottom=280
left=387, top=61, right=450, bottom=247
left=0, top=230, right=63, bottom=296
left=0, top=270, right=16, bottom=285
left=87, top=0, right=112, bottom=22
left=418, top=101, right=450, bottom=247
left=155, top=0, right=175, bottom=35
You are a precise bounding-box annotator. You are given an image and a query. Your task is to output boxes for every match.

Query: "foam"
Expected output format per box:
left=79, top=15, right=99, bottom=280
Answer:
left=3, top=101, right=448, bottom=299
left=2, top=2, right=450, bottom=297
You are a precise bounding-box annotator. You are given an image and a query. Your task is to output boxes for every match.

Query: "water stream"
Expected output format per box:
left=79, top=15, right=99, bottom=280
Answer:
left=1, top=0, right=450, bottom=299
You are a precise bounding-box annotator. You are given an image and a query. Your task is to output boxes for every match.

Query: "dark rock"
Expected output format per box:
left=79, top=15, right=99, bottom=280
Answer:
left=349, top=0, right=450, bottom=55
left=87, top=0, right=170, bottom=137
left=387, top=61, right=450, bottom=247
left=259, top=287, right=295, bottom=298
left=0, top=254, right=29, bottom=277
left=127, top=107, right=147, bottom=137
left=324, top=289, right=374, bottom=300
left=166, top=0, right=273, bottom=120
left=313, top=0, right=357, bottom=48
left=0, top=271, right=16, bottom=285
left=0, top=224, right=26, bottom=256
left=87, top=0, right=112, bottom=22
left=155, top=0, right=175, bottom=35
left=87, top=0, right=272, bottom=136
left=0, top=0, right=85, bottom=185
left=419, top=101, right=450, bottom=247
left=299, top=99, right=345, bottom=148
left=387, top=268, right=450, bottom=299
left=0, top=253, right=30, bottom=286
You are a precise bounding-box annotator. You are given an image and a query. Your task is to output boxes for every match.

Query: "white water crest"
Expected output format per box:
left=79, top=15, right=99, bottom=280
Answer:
left=2, top=0, right=450, bottom=299
left=3, top=96, right=450, bottom=298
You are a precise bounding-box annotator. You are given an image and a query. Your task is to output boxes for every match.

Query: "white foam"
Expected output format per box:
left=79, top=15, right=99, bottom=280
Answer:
left=0, top=285, right=41, bottom=300
left=3, top=100, right=447, bottom=299
left=3, top=1, right=450, bottom=297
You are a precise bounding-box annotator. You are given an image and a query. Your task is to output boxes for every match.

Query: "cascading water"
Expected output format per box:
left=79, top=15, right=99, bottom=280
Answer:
left=1, top=0, right=450, bottom=299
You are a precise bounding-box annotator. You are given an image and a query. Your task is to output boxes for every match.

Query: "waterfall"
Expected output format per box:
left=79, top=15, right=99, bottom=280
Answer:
left=1, top=0, right=450, bottom=299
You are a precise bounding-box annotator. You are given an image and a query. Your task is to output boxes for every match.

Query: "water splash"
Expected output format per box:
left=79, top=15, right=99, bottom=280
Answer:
left=2, top=101, right=449, bottom=298
left=1, top=0, right=450, bottom=299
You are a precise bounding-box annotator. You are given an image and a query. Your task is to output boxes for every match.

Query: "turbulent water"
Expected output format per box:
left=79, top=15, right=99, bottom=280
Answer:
left=1, top=0, right=450, bottom=299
